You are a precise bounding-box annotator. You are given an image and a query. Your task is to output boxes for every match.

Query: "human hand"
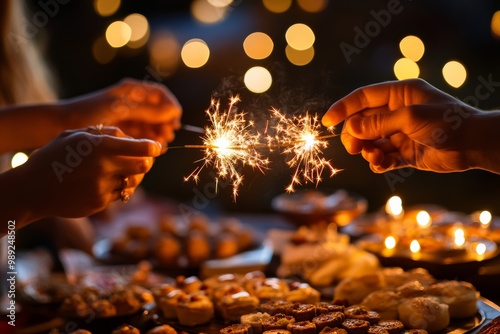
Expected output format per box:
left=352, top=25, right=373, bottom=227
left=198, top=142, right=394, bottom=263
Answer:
left=63, top=79, right=182, bottom=150
left=16, top=126, right=161, bottom=220
left=321, top=78, right=483, bottom=173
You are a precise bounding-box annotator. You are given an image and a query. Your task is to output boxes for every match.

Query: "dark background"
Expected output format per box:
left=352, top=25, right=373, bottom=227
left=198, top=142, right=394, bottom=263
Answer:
left=28, top=0, right=500, bottom=216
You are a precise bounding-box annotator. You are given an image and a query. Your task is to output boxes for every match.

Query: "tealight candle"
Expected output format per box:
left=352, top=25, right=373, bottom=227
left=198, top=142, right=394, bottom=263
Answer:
left=416, top=210, right=432, bottom=229
left=410, top=239, right=421, bottom=259
left=385, top=196, right=403, bottom=218
left=479, top=210, right=492, bottom=229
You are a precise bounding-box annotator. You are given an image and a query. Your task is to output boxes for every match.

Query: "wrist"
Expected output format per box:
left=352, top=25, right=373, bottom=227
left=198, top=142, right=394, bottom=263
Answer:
left=465, top=109, right=500, bottom=173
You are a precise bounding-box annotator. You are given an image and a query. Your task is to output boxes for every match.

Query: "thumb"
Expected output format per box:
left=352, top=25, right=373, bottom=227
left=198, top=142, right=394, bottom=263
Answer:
left=345, top=110, right=408, bottom=140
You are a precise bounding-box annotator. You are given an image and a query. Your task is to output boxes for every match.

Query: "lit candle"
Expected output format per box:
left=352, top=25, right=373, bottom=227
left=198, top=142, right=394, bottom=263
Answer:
left=385, top=196, right=403, bottom=218
left=479, top=210, right=492, bottom=230
left=410, top=239, right=421, bottom=259
left=453, top=225, right=466, bottom=248
left=416, top=210, right=432, bottom=229
left=384, top=235, right=397, bottom=250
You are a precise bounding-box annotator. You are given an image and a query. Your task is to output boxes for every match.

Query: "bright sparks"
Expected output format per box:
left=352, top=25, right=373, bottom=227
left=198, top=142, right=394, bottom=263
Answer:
left=268, top=109, right=338, bottom=192
left=184, top=96, right=268, bottom=199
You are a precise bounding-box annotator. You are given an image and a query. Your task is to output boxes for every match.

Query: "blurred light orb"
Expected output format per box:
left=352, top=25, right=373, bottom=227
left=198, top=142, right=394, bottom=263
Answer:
left=93, top=36, right=117, bottom=64
left=393, top=58, right=420, bottom=80
left=94, top=0, right=121, bottom=17
left=149, top=31, right=181, bottom=75
left=208, top=0, right=233, bottom=7
left=285, top=45, right=314, bottom=66
left=181, top=39, right=210, bottom=68
left=286, top=23, right=315, bottom=51
left=492, top=11, right=500, bottom=38
left=191, top=0, right=227, bottom=24
left=262, top=0, right=292, bottom=13
left=11, top=152, right=28, bottom=168
left=399, top=35, right=425, bottom=62
left=244, top=66, right=272, bottom=93
left=243, top=32, right=274, bottom=60
left=442, top=61, right=467, bottom=88
left=124, top=13, right=149, bottom=46
left=297, top=0, right=328, bottom=13
left=106, top=21, right=132, bottom=48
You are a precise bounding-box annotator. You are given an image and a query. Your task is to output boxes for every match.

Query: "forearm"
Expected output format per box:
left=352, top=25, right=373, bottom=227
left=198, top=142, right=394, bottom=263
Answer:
left=0, top=167, right=42, bottom=235
left=0, top=103, right=66, bottom=154
left=466, top=110, right=500, bottom=174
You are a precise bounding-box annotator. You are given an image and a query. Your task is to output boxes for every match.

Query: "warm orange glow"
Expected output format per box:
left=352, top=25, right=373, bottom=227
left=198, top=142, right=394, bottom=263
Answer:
left=124, top=13, right=149, bottom=48
left=399, top=35, right=425, bottom=62
left=394, top=58, right=420, bottom=80
left=262, top=0, right=292, bottom=13
left=442, top=61, right=467, bottom=88
left=191, top=0, right=227, bottom=24
left=149, top=31, right=181, bottom=74
left=479, top=210, right=492, bottom=228
left=285, top=45, right=314, bottom=66
left=243, top=32, right=274, bottom=60
left=297, top=0, right=328, bottom=13
left=384, top=236, right=397, bottom=250
left=416, top=210, right=432, bottom=229
left=476, top=243, right=487, bottom=256
left=106, top=21, right=132, bottom=48
left=92, top=36, right=117, bottom=64
left=453, top=226, right=466, bottom=247
left=208, top=0, right=233, bottom=7
left=94, top=0, right=121, bottom=17
left=385, top=196, right=403, bottom=217
left=286, top=23, right=315, bottom=51
left=492, top=11, right=500, bottom=38
left=244, top=66, right=272, bottom=93
left=410, top=239, right=421, bottom=253
left=11, top=152, right=28, bottom=168
left=181, top=39, right=210, bottom=68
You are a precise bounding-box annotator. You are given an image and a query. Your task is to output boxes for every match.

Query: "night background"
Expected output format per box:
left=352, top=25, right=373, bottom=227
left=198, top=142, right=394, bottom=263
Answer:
left=28, top=0, right=500, bottom=216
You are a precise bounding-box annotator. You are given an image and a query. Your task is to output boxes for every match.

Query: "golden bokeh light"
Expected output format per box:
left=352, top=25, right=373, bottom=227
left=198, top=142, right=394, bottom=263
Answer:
left=181, top=39, right=210, bottom=68
left=491, top=11, right=500, bottom=39
left=208, top=0, right=233, bottom=7
left=191, top=0, right=227, bottom=24
left=11, top=152, right=28, bottom=168
left=243, top=32, right=274, bottom=60
left=94, top=0, right=121, bottom=17
left=399, top=35, right=425, bottom=62
left=106, top=21, right=132, bottom=48
left=244, top=66, right=272, bottom=93
left=442, top=60, right=467, bottom=88
left=285, top=45, right=314, bottom=66
left=285, top=23, right=315, bottom=51
left=393, top=58, right=420, bottom=80
left=125, top=13, right=149, bottom=49
left=262, top=0, right=292, bottom=13
left=149, top=31, right=181, bottom=74
left=297, top=0, right=328, bottom=13
left=93, top=36, right=117, bottom=64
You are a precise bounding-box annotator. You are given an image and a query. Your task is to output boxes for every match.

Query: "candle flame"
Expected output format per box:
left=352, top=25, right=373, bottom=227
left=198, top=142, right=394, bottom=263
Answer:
left=479, top=210, right=492, bottom=227
left=384, top=236, right=397, bottom=250
left=410, top=239, right=421, bottom=253
left=476, top=242, right=487, bottom=256
left=385, top=196, right=403, bottom=217
left=454, top=227, right=466, bottom=247
left=416, top=210, right=432, bottom=228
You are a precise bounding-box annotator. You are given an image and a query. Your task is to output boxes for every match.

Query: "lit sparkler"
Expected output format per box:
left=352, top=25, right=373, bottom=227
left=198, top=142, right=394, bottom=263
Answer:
left=268, top=108, right=339, bottom=193
left=184, top=96, right=269, bottom=199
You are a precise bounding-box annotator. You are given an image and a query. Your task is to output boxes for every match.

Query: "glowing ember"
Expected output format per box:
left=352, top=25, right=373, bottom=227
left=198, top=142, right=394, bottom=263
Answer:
left=184, top=96, right=268, bottom=199
left=268, top=108, right=338, bottom=192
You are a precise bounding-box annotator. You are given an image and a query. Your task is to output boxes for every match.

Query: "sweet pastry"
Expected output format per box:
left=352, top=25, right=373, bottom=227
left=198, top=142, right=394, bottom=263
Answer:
left=360, top=290, right=400, bottom=321
left=262, top=330, right=292, bottom=334
left=426, top=280, right=479, bottom=318
left=129, top=284, right=154, bottom=304
left=90, top=299, right=117, bottom=317
left=334, top=273, right=385, bottom=305
left=253, top=278, right=290, bottom=301
left=285, top=303, right=317, bottom=322
left=315, top=302, right=345, bottom=315
left=215, top=233, right=239, bottom=259
left=260, top=300, right=295, bottom=316
left=152, top=284, right=177, bottom=301
left=344, top=305, right=380, bottom=325
left=146, top=325, right=178, bottom=334
left=341, top=319, right=370, bottom=334
left=186, top=231, right=211, bottom=264
left=176, top=293, right=214, bottom=326
left=287, top=320, right=317, bottom=334
left=319, top=327, right=348, bottom=334
left=126, top=225, right=151, bottom=240
left=286, top=282, right=321, bottom=304
left=109, top=290, right=141, bottom=315
left=312, top=312, right=345, bottom=332
left=218, top=290, right=260, bottom=321
left=59, top=294, right=92, bottom=318
left=262, top=313, right=296, bottom=331
left=397, top=297, right=450, bottom=333
left=111, top=324, right=140, bottom=334
left=240, top=312, right=272, bottom=334
left=156, top=289, right=186, bottom=319
left=158, top=215, right=178, bottom=236
left=176, top=275, right=204, bottom=294
left=395, top=280, right=427, bottom=298
left=154, top=235, right=181, bottom=266
left=188, top=213, right=211, bottom=234
left=220, top=323, right=253, bottom=334
left=401, top=330, right=428, bottom=334
left=375, top=320, right=404, bottom=334
left=367, top=327, right=389, bottom=334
